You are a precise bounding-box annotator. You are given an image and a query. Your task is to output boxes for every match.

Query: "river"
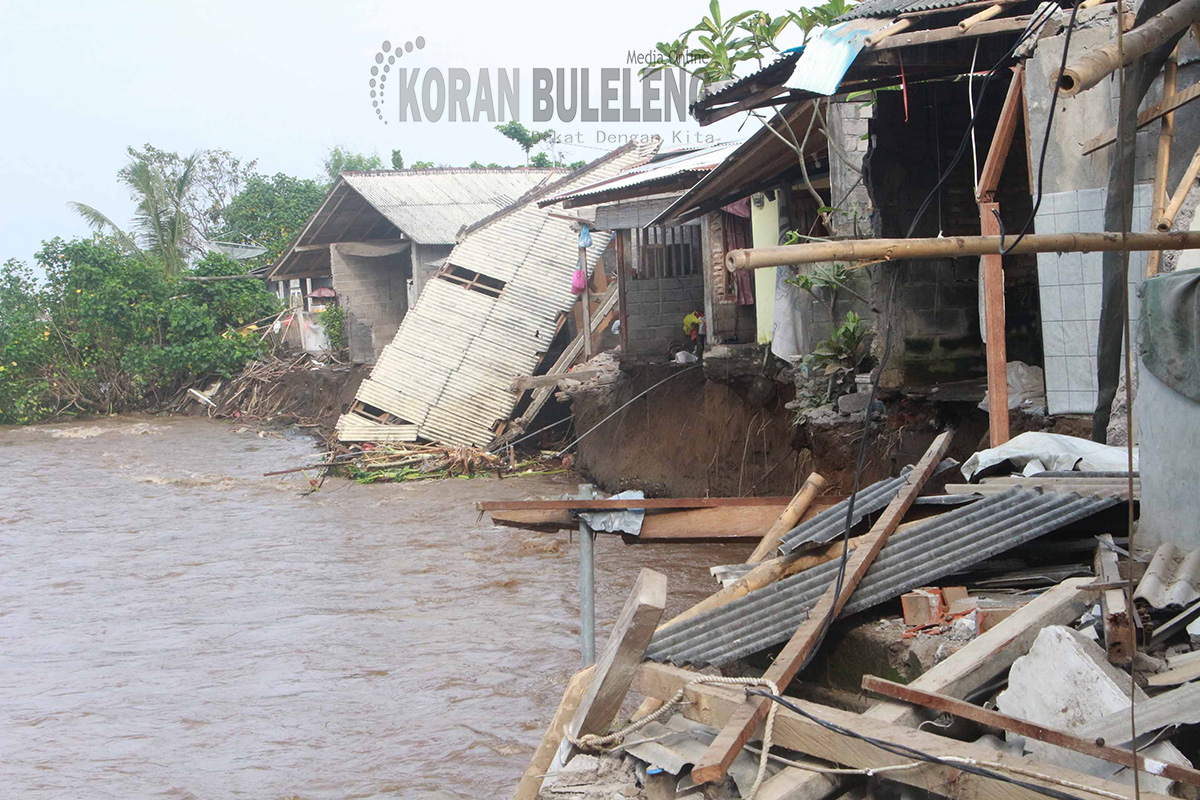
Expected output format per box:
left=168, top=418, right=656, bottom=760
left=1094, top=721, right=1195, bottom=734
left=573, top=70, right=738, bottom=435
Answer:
left=0, top=416, right=743, bottom=798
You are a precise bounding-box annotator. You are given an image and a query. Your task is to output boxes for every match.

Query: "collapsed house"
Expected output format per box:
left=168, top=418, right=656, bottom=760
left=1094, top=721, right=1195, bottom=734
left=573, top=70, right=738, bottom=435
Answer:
left=333, top=142, right=662, bottom=446
left=267, top=168, right=564, bottom=363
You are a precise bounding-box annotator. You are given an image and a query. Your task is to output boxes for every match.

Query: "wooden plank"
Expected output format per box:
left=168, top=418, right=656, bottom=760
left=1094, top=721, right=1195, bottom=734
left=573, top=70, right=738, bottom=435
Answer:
left=689, top=431, right=955, bottom=785
left=634, top=662, right=1174, bottom=800
left=977, top=65, right=1026, bottom=202
left=861, top=675, right=1200, bottom=788
left=567, top=568, right=667, bottom=741
left=980, top=202, right=1010, bottom=445
left=1147, top=659, right=1200, bottom=687
left=1082, top=81, right=1200, bottom=155
left=513, top=665, right=594, bottom=800
left=1095, top=534, right=1134, bottom=664
left=477, top=496, right=796, bottom=512
left=746, top=473, right=827, bottom=563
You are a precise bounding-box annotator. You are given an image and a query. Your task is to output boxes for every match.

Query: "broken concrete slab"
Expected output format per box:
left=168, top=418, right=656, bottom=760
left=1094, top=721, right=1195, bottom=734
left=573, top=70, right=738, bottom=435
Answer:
left=997, top=625, right=1191, bottom=794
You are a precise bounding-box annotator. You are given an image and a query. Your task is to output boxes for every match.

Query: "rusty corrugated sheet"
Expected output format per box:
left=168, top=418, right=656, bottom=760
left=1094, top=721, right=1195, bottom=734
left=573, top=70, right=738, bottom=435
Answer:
left=1135, top=543, right=1200, bottom=610
left=836, top=0, right=985, bottom=22
left=337, top=142, right=661, bottom=447
left=647, top=488, right=1120, bottom=667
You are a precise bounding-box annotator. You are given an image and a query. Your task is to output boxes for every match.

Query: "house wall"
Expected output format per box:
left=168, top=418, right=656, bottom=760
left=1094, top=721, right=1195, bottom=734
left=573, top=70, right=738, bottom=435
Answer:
left=703, top=211, right=757, bottom=344
left=751, top=195, right=779, bottom=345
left=410, top=243, right=454, bottom=304
left=330, top=243, right=411, bottom=363
left=1025, top=15, right=1200, bottom=415
left=863, top=75, right=1038, bottom=388
left=624, top=271, right=705, bottom=357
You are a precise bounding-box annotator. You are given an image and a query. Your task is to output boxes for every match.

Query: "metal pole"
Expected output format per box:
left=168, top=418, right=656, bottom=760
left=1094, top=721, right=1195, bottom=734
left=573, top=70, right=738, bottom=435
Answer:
left=578, top=483, right=596, bottom=667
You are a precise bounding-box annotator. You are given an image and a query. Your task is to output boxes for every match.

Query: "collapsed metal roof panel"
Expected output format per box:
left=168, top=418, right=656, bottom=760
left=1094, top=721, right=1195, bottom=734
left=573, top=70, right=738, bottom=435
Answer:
left=777, top=469, right=912, bottom=555
left=337, top=142, right=660, bottom=447
left=1135, top=544, right=1200, bottom=610
left=646, top=488, right=1120, bottom=667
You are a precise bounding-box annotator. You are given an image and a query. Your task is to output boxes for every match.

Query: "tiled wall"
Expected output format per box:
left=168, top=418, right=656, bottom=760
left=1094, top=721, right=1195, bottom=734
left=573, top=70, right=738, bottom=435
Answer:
left=1035, top=184, right=1151, bottom=415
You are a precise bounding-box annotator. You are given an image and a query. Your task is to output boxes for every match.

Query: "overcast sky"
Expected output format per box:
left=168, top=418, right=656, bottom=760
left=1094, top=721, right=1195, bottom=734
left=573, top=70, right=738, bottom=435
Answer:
left=0, top=0, right=799, bottom=267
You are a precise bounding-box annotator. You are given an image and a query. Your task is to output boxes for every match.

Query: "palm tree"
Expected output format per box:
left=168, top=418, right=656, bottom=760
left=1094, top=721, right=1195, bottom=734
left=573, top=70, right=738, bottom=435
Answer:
left=70, top=150, right=200, bottom=275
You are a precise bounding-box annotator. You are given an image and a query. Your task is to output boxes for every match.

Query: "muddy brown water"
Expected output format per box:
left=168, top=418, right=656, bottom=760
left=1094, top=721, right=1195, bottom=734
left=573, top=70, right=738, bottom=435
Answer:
left=0, top=416, right=746, bottom=798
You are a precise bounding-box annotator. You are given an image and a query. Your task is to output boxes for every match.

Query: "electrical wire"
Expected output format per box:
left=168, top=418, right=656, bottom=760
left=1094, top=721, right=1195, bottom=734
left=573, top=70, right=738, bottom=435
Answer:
left=746, top=689, right=1096, bottom=800
left=998, top=0, right=1086, bottom=254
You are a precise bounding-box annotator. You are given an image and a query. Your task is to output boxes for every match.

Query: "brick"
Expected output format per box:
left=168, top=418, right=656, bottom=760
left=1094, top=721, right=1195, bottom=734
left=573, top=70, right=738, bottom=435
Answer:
left=976, top=607, right=1016, bottom=635
left=901, top=589, right=943, bottom=627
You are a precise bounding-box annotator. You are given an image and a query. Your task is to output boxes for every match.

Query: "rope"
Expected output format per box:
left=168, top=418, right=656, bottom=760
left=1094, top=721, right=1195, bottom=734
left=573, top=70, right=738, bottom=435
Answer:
left=567, top=676, right=781, bottom=800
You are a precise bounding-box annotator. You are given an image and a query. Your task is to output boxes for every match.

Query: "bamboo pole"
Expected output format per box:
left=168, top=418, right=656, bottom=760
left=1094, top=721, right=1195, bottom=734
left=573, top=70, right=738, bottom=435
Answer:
left=1054, top=0, right=1200, bottom=97
left=959, top=3, right=1004, bottom=32
left=864, top=18, right=913, bottom=47
left=745, top=473, right=827, bottom=563
left=1156, top=141, right=1200, bottom=232
left=1147, top=52, right=1178, bottom=276
left=726, top=231, right=1200, bottom=271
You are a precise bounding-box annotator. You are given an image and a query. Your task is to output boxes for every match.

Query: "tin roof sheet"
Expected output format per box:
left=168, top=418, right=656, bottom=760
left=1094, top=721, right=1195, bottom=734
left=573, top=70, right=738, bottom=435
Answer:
left=647, top=488, right=1120, bottom=667
left=337, top=142, right=660, bottom=447
left=836, top=0, right=984, bottom=21
left=537, top=143, right=741, bottom=208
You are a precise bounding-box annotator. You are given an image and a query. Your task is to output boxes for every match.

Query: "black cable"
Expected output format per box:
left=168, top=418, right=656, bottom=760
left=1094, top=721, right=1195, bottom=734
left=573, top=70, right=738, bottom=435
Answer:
left=1000, top=0, right=1085, bottom=254
left=746, top=689, right=1090, bottom=800
left=905, top=0, right=1061, bottom=239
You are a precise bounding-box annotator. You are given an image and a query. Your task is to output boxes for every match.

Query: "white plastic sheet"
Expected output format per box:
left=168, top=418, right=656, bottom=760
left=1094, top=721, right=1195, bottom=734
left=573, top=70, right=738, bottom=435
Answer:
left=961, top=431, right=1138, bottom=480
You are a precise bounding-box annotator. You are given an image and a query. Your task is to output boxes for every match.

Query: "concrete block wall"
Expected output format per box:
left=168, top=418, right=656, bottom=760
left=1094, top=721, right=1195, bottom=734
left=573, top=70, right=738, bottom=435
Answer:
left=624, top=273, right=705, bottom=358
left=330, top=244, right=410, bottom=363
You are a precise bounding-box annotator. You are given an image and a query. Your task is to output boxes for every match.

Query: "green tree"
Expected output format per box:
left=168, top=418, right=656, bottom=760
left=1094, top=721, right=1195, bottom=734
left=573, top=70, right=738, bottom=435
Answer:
left=69, top=149, right=200, bottom=275
left=323, top=147, right=384, bottom=182
left=390, top=149, right=404, bottom=170
left=494, top=122, right=555, bottom=166
left=217, top=173, right=327, bottom=267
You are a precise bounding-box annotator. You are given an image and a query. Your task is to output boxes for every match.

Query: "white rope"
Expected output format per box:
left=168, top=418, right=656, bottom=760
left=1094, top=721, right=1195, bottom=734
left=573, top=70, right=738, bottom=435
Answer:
left=568, top=675, right=781, bottom=799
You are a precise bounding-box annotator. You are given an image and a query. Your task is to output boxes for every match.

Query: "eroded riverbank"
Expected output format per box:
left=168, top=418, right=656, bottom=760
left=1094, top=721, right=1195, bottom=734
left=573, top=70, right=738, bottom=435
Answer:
left=0, top=416, right=744, bottom=798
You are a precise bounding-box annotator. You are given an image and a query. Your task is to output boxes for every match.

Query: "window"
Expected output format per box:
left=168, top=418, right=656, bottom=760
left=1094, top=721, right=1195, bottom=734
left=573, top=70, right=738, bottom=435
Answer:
left=629, top=224, right=702, bottom=281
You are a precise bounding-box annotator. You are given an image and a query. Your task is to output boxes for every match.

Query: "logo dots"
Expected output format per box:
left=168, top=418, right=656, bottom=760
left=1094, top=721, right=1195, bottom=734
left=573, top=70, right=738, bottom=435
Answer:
left=370, top=37, right=426, bottom=124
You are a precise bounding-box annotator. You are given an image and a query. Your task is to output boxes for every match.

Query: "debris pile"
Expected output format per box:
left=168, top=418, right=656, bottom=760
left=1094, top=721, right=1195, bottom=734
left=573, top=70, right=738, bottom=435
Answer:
left=510, top=431, right=1193, bottom=800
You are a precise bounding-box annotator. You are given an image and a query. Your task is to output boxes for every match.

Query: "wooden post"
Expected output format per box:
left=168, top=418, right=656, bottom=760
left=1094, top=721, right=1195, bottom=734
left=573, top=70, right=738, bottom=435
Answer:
left=1156, top=141, right=1200, bottom=232
left=580, top=246, right=593, bottom=358
left=861, top=676, right=1200, bottom=788
left=616, top=230, right=629, bottom=354
left=513, top=666, right=594, bottom=800
left=689, top=431, right=954, bottom=785
left=745, top=473, right=827, bottom=563
left=1148, top=53, right=1178, bottom=277
left=1095, top=534, right=1134, bottom=665
left=981, top=203, right=1010, bottom=445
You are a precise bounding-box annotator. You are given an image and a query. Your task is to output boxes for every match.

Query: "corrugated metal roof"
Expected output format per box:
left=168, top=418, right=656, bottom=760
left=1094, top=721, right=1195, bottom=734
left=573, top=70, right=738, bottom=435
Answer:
left=337, top=142, right=661, bottom=447
left=783, top=18, right=889, bottom=95
left=1135, top=544, right=1200, bottom=610
left=340, top=170, right=561, bottom=245
left=537, top=143, right=741, bottom=209
left=647, top=488, right=1120, bottom=667
left=1074, top=682, right=1200, bottom=746
left=836, top=0, right=983, bottom=22
left=691, top=50, right=803, bottom=109
left=778, top=468, right=913, bottom=555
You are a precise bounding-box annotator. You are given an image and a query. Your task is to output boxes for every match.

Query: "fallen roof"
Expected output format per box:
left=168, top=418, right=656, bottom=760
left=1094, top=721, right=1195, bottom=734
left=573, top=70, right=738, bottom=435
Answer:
left=1135, top=543, right=1200, bottom=610
left=269, top=168, right=563, bottom=280
left=536, top=142, right=742, bottom=210
left=646, top=487, right=1120, bottom=667
left=338, top=141, right=661, bottom=447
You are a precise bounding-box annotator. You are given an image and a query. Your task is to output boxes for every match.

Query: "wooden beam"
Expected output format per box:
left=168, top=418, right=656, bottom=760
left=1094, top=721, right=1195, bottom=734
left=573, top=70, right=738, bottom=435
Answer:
left=980, top=202, right=1010, bottom=445
left=861, top=675, right=1200, bottom=788
left=864, top=18, right=913, bottom=47
left=634, top=662, right=1174, bottom=800
left=514, top=666, right=594, bottom=800
left=1095, top=534, right=1134, bottom=664
left=557, top=568, right=666, bottom=766
left=684, top=576, right=1096, bottom=798
left=1082, top=80, right=1200, bottom=155
left=870, top=14, right=1055, bottom=51
left=1156, top=140, right=1200, bottom=232
left=959, top=3, right=1004, bottom=32
left=746, top=473, right=827, bottom=563
left=725, top=231, right=1200, bottom=270
left=477, top=496, right=795, bottom=512
left=689, top=431, right=954, bottom=785
left=977, top=65, right=1026, bottom=202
